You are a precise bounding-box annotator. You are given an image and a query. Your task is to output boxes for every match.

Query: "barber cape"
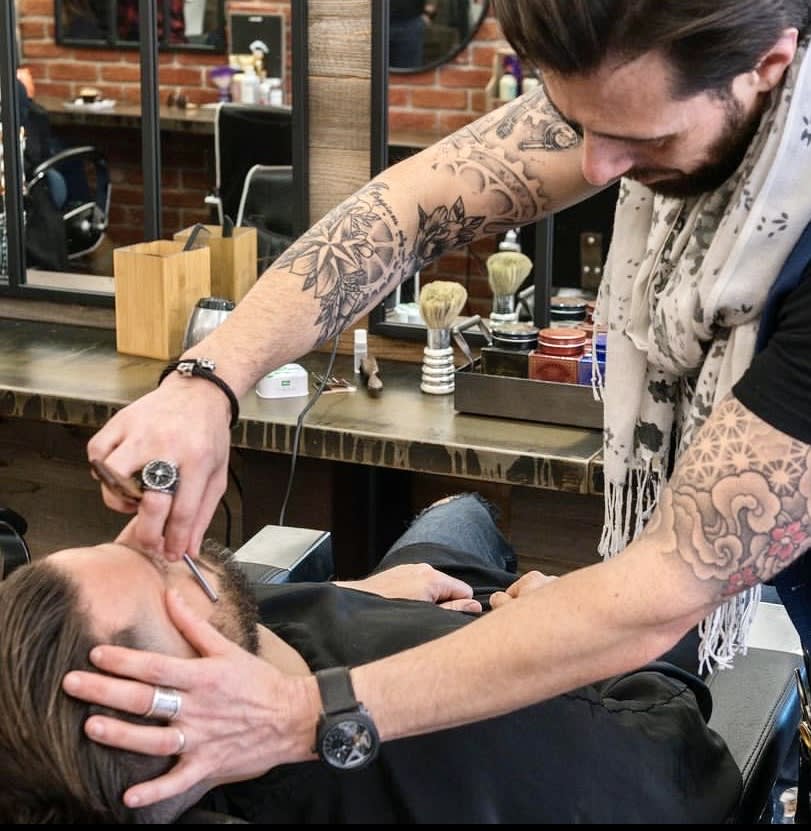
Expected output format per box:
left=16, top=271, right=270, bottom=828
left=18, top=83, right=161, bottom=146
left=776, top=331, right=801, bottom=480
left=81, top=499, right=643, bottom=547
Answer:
left=593, top=36, right=811, bottom=672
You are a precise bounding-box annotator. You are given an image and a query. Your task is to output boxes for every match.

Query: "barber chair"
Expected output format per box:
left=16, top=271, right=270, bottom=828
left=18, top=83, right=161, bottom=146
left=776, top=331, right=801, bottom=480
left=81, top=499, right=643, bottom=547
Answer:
left=0, top=507, right=30, bottom=579
left=235, top=163, right=296, bottom=274
left=26, top=145, right=111, bottom=261
left=204, top=103, right=293, bottom=228
left=0, top=511, right=802, bottom=824
left=707, top=588, right=804, bottom=823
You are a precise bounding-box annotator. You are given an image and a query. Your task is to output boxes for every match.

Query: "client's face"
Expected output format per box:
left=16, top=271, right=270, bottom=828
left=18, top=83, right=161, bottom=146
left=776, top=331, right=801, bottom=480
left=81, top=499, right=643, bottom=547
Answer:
left=47, top=542, right=261, bottom=658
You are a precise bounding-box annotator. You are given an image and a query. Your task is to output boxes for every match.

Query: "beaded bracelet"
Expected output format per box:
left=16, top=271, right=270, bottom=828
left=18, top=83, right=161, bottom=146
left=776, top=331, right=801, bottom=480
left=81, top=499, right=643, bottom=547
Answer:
left=158, top=358, right=240, bottom=429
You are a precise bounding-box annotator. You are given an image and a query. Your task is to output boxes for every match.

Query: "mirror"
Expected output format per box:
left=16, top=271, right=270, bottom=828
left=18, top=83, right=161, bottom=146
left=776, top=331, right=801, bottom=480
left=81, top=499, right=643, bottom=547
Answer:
left=55, top=1, right=227, bottom=52
left=0, top=0, right=308, bottom=304
left=372, top=0, right=547, bottom=342
left=389, top=0, right=490, bottom=73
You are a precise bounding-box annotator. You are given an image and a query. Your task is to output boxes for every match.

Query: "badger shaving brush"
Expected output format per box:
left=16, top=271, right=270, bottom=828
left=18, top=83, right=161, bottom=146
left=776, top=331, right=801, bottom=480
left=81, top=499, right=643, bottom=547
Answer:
left=418, top=281, right=468, bottom=395
left=486, top=250, right=533, bottom=323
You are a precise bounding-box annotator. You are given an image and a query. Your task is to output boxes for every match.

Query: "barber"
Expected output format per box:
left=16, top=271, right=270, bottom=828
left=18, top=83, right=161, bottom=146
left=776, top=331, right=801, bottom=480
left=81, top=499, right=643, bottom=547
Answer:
left=68, top=0, right=811, bottom=810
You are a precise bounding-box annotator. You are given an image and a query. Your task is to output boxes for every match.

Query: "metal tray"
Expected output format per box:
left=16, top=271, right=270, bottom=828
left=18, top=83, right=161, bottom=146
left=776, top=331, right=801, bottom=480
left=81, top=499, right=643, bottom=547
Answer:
left=454, top=360, right=604, bottom=429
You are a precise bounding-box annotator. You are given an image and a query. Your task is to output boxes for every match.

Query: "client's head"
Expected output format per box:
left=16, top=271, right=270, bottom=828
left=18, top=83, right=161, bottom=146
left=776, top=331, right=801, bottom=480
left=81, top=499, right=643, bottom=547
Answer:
left=0, top=539, right=260, bottom=824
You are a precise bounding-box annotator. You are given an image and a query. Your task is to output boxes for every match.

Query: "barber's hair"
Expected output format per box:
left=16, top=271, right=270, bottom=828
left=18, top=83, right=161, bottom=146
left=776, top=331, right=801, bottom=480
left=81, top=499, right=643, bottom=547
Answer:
left=491, top=0, right=811, bottom=98
left=0, top=562, right=173, bottom=824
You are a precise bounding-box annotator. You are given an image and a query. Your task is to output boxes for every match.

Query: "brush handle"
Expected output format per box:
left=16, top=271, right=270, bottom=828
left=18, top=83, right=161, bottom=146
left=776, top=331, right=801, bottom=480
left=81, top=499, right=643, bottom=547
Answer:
left=491, top=294, right=518, bottom=323
left=421, top=345, right=455, bottom=395
left=425, top=327, right=452, bottom=350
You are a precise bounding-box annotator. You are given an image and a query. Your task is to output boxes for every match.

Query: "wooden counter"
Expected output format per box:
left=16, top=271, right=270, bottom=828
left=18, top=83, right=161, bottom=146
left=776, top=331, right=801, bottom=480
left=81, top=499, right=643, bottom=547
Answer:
left=0, top=318, right=603, bottom=495
left=39, top=95, right=218, bottom=135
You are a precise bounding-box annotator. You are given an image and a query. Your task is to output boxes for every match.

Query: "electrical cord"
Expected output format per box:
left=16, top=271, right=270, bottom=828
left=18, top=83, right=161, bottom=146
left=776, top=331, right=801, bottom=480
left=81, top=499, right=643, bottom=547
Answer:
left=228, top=461, right=244, bottom=503
left=277, top=334, right=341, bottom=526
left=219, top=494, right=233, bottom=547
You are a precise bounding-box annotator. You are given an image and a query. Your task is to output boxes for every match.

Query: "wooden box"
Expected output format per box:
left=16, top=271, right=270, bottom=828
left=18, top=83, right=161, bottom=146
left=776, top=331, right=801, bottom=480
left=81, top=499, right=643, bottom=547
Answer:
left=174, top=224, right=258, bottom=303
left=113, top=240, right=211, bottom=360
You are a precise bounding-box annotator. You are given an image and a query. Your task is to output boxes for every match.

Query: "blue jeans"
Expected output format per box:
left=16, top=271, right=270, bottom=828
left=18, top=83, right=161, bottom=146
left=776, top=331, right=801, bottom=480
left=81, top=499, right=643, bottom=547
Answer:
left=373, top=491, right=705, bottom=672
left=371, top=492, right=518, bottom=608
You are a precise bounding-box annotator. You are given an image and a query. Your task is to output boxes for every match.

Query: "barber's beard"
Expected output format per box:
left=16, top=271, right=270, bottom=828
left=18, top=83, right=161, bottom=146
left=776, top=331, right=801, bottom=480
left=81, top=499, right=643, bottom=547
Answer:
left=636, top=95, right=760, bottom=199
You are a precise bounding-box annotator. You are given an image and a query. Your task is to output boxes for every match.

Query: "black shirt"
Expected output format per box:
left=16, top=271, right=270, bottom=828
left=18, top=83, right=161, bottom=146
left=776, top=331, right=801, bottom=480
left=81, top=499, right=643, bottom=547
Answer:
left=199, top=543, right=741, bottom=824
left=734, top=269, right=811, bottom=443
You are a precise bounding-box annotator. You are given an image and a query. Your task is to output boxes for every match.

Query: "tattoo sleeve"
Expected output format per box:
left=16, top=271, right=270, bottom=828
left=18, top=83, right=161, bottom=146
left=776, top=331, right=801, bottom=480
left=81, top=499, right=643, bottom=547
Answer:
left=273, top=87, right=583, bottom=344
left=642, top=394, right=811, bottom=600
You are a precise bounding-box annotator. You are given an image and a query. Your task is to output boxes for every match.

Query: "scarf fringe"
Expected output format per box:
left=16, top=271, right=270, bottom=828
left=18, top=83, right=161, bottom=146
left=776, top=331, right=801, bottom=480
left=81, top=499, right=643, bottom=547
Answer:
left=600, top=467, right=760, bottom=673
left=698, top=586, right=760, bottom=675
left=598, top=467, right=664, bottom=559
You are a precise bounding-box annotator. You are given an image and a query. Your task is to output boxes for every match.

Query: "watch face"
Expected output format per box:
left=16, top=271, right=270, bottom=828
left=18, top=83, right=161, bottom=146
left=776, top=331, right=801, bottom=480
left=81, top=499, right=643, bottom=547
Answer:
left=140, top=460, right=179, bottom=493
left=322, top=718, right=376, bottom=770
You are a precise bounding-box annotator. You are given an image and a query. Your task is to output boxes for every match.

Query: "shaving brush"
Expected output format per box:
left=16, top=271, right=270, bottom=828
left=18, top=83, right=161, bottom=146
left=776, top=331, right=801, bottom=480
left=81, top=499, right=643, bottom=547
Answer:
left=418, top=281, right=468, bottom=395
left=486, top=250, right=533, bottom=323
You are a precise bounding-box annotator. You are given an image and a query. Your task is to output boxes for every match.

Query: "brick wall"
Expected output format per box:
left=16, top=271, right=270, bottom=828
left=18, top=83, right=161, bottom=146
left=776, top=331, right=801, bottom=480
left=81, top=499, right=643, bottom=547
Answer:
left=20, top=0, right=293, bottom=107
left=388, top=10, right=504, bottom=136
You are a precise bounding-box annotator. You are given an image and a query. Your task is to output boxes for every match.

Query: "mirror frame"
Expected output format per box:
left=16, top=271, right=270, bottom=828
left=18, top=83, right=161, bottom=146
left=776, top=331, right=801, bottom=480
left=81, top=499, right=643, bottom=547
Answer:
left=368, top=0, right=552, bottom=341
left=0, top=0, right=309, bottom=307
left=389, top=0, right=491, bottom=76
left=54, top=0, right=228, bottom=53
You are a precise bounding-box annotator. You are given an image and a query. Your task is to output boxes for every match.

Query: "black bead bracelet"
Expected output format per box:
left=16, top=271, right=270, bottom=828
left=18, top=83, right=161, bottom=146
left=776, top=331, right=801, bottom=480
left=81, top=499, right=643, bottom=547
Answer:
left=158, top=358, right=240, bottom=429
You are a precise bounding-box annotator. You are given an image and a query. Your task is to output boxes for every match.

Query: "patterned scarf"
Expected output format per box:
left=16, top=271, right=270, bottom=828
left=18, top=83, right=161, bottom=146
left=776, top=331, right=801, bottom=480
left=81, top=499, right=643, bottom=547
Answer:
left=593, top=37, right=811, bottom=672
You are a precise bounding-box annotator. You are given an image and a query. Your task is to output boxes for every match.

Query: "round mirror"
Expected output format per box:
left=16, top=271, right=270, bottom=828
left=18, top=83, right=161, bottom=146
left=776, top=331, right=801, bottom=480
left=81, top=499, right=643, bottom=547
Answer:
left=389, top=0, right=490, bottom=74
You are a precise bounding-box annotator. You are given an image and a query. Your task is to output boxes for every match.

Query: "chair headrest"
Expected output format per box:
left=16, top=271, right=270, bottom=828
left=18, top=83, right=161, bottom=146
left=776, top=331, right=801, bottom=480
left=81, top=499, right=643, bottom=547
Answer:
left=0, top=508, right=31, bottom=580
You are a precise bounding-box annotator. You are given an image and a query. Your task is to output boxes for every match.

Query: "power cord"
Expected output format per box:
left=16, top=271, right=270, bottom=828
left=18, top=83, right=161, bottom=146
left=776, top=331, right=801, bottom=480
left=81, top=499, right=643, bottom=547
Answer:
left=219, top=493, right=233, bottom=547
left=277, top=334, right=341, bottom=526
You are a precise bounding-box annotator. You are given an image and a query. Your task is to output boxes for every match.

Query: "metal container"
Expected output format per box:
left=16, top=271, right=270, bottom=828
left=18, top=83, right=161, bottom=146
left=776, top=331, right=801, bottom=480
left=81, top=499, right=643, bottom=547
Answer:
left=182, top=296, right=236, bottom=349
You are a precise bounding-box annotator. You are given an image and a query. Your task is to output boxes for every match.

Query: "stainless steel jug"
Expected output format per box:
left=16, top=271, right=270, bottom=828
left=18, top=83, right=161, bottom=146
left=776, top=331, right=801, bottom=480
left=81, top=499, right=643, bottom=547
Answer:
left=182, top=297, right=236, bottom=349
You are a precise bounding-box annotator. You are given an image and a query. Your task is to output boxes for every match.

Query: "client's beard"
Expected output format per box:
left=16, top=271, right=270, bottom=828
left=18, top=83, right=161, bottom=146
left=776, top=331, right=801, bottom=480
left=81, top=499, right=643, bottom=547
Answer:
left=198, top=540, right=262, bottom=656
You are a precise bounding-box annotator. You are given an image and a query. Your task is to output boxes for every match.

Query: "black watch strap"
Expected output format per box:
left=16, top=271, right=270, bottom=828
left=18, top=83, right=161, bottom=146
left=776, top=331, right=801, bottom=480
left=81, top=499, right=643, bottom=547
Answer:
left=315, top=667, right=358, bottom=715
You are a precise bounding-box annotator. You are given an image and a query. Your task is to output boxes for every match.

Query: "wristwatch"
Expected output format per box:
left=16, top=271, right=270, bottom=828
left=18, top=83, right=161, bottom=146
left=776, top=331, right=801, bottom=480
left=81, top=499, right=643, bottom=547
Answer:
left=314, top=667, right=379, bottom=771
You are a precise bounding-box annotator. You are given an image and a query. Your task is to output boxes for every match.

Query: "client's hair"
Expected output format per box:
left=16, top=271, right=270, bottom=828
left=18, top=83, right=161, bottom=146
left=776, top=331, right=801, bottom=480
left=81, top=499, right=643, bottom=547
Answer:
left=0, top=561, right=177, bottom=824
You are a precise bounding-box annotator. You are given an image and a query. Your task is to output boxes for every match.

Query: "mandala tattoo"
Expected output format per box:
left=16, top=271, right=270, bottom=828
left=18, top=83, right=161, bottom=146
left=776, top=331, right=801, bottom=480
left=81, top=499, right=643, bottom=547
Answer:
left=642, top=395, right=811, bottom=599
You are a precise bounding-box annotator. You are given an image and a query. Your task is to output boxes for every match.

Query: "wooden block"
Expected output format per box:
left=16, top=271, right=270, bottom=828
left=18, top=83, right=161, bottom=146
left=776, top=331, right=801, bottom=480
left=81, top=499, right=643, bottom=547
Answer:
left=174, top=224, right=258, bottom=303
left=113, top=240, right=211, bottom=360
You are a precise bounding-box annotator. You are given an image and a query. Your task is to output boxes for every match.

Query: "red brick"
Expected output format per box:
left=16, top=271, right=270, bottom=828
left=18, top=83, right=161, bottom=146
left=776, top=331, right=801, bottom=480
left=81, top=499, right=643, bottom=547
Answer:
left=411, top=87, right=467, bottom=110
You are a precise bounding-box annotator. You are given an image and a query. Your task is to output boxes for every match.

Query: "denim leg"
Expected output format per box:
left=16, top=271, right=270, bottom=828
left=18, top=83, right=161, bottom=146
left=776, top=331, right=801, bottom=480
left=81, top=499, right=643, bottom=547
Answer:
left=375, top=492, right=517, bottom=577
left=772, top=553, right=811, bottom=652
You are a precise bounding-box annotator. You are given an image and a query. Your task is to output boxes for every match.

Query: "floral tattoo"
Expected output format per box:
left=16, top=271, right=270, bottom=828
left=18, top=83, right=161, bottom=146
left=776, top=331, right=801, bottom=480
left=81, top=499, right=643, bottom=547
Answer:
left=642, top=394, right=811, bottom=599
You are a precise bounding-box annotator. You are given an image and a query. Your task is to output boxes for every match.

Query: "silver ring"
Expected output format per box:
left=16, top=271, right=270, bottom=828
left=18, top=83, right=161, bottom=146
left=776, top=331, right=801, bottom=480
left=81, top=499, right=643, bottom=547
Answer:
left=139, top=459, right=180, bottom=495
left=175, top=728, right=186, bottom=755
left=144, top=686, right=182, bottom=721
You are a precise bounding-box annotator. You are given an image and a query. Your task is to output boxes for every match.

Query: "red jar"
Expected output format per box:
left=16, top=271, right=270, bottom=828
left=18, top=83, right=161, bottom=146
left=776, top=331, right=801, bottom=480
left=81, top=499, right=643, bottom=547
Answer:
left=529, top=328, right=586, bottom=384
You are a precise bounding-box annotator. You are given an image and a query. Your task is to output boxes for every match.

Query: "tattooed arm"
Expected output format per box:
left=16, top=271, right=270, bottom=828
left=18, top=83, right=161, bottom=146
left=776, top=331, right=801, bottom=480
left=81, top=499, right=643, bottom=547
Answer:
left=343, top=393, right=811, bottom=736
left=87, top=87, right=599, bottom=558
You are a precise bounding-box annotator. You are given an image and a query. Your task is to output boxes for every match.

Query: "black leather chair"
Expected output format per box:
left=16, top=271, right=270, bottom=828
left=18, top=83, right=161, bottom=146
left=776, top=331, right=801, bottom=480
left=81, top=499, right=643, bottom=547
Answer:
left=0, top=507, right=30, bottom=579
left=205, top=103, right=293, bottom=228
left=26, top=145, right=111, bottom=261
left=235, top=163, right=295, bottom=274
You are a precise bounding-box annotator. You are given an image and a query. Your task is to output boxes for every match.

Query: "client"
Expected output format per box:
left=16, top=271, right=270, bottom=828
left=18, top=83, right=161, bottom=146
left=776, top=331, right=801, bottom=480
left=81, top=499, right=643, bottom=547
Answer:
left=0, top=494, right=741, bottom=824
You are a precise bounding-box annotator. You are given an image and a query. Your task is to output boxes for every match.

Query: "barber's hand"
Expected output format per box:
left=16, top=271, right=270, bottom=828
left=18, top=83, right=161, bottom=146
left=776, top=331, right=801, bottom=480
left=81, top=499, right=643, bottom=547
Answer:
left=87, top=380, right=232, bottom=560
left=62, top=589, right=319, bottom=809
left=490, top=570, right=558, bottom=609
left=335, top=563, right=482, bottom=613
